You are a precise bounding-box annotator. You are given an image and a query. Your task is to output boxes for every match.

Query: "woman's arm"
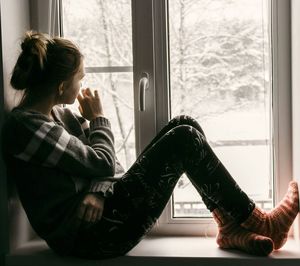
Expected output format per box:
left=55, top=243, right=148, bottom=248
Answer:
left=6, top=110, right=116, bottom=179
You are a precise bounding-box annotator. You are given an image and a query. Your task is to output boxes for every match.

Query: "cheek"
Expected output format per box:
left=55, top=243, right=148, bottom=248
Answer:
left=62, top=84, right=80, bottom=104
left=75, top=83, right=81, bottom=94
left=70, top=82, right=80, bottom=96
left=71, top=84, right=81, bottom=102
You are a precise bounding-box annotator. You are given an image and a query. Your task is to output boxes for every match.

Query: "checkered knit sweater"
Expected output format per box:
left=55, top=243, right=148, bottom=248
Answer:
left=1, top=105, right=124, bottom=255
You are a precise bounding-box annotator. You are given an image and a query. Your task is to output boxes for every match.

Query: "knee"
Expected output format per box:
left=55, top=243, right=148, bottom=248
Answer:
left=169, top=115, right=197, bottom=127
left=170, top=115, right=206, bottom=137
left=168, top=125, right=206, bottom=157
left=171, top=124, right=205, bottom=141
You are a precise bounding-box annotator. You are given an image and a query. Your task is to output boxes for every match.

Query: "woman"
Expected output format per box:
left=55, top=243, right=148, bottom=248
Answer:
left=2, top=31, right=299, bottom=259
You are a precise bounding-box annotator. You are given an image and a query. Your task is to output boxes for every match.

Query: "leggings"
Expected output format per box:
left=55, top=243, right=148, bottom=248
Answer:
left=71, top=115, right=255, bottom=259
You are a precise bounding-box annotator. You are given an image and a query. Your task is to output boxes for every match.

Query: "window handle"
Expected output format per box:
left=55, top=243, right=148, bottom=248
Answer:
left=139, top=72, right=150, bottom=111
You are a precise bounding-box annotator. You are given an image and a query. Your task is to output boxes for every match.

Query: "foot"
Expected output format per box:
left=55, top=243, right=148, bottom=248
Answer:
left=241, top=181, right=299, bottom=249
left=213, top=209, right=274, bottom=256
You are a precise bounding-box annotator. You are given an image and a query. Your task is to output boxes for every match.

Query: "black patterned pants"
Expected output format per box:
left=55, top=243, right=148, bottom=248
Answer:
left=71, top=115, right=255, bottom=259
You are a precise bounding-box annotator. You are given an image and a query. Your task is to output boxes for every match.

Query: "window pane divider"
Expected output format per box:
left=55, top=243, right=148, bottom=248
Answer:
left=85, top=66, right=133, bottom=73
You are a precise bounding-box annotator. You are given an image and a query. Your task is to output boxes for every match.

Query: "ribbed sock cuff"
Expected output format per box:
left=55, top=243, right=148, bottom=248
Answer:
left=241, top=207, right=265, bottom=229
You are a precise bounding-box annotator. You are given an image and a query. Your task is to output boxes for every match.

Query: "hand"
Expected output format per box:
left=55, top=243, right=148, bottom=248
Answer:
left=77, top=193, right=105, bottom=223
left=77, top=88, right=104, bottom=121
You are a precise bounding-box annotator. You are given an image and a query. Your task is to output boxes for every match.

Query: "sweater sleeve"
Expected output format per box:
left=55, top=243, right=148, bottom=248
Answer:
left=72, top=112, right=90, bottom=139
left=69, top=110, right=120, bottom=197
left=9, top=111, right=116, bottom=179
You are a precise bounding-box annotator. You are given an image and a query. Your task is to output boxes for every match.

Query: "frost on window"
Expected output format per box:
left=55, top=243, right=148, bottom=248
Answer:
left=169, top=0, right=273, bottom=217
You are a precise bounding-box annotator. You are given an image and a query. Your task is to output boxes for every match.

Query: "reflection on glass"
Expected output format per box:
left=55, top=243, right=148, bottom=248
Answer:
left=169, top=0, right=272, bottom=217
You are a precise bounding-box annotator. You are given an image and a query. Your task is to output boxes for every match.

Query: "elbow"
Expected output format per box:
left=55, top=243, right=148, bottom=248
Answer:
left=106, top=165, right=115, bottom=176
left=93, top=149, right=116, bottom=176
left=104, top=157, right=115, bottom=176
left=94, top=160, right=115, bottom=177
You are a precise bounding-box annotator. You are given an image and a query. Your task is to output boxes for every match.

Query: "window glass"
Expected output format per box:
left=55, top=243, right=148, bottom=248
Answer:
left=62, top=0, right=135, bottom=169
left=62, top=0, right=132, bottom=67
left=169, top=0, right=273, bottom=217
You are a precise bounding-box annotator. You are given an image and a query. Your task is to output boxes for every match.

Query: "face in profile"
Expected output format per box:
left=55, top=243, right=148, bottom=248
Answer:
left=59, top=58, right=85, bottom=105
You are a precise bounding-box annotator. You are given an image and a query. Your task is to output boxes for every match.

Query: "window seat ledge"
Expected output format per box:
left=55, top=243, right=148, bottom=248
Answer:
left=6, top=236, right=300, bottom=266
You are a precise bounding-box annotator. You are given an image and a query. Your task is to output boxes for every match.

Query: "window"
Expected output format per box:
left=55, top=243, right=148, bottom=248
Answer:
left=60, top=0, right=292, bottom=235
left=62, top=0, right=136, bottom=169
left=169, top=0, right=272, bottom=218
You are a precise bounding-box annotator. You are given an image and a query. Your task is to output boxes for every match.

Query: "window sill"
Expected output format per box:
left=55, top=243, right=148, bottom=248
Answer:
left=6, top=236, right=300, bottom=266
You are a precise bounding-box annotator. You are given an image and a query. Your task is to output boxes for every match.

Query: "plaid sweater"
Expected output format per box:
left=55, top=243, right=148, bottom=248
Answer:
left=1, top=105, right=124, bottom=254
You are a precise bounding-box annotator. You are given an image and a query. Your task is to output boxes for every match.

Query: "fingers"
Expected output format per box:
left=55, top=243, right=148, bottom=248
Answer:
left=84, top=205, right=94, bottom=222
left=78, top=105, right=83, bottom=115
left=81, top=88, right=100, bottom=98
left=91, top=209, right=99, bottom=223
left=77, top=194, right=105, bottom=223
left=94, top=90, right=100, bottom=99
left=77, top=92, right=84, bottom=103
left=81, top=88, right=88, bottom=97
left=85, top=88, right=93, bottom=97
left=97, top=209, right=103, bottom=221
left=77, top=203, right=86, bottom=220
left=77, top=204, right=100, bottom=223
left=84, top=207, right=103, bottom=223
left=76, top=88, right=103, bottom=121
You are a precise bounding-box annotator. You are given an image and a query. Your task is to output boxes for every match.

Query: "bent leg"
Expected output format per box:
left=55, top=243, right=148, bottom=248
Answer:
left=140, top=115, right=216, bottom=210
left=141, top=115, right=207, bottom=154
left=72, top=128, right=184, bottom=258
left=72, top=124, right=255, bottom=259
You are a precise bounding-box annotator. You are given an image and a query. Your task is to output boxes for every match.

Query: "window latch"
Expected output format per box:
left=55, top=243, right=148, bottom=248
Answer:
left=139, top=72, right=150, bottom=111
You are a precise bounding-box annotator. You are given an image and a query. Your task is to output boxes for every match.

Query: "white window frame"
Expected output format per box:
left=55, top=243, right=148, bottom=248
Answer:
left=271, top=0, right=292, bottom=206
left=58, top=0, right=293, bottom=236
left=291, top=0, right=300, bottom=238
left=146, top=0, right=293, bottom=236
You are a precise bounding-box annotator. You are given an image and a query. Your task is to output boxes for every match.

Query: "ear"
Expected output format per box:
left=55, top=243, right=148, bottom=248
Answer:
left=58, top=83, right=64, bottom=96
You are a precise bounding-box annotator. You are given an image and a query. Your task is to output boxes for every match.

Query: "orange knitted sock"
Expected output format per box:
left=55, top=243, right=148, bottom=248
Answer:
left=213, top=209, right=274, bottom=256
left=241, top=181, right=299, bottom=250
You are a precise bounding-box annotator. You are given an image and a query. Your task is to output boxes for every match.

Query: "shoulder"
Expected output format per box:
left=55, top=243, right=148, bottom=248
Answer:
left=2, top=111, right=17, bottom=140
left=1, top=108, right=50, bottom=157
left=6, top=107, right=54, bottom=129
left=2, top=106, right=63, bottom=144
left=2, top=107, right=39, bottom=135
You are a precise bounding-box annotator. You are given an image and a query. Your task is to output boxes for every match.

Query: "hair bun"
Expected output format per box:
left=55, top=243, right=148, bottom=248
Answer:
left=11, top=31, right=82, bottom=94
left=21, top=31, right=49, bottom=69
left=10, top=31, right=51, bottom=91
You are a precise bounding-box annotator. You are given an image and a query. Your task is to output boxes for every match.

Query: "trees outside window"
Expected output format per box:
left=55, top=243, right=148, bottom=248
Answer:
left=63, top=0, right=273, bottom=218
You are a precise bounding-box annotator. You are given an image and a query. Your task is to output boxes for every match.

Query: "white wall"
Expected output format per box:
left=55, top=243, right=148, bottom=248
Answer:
left=292, top=1, right=300, bottom=188
left=1, top=0, right=30, bottom=111
left=0, top=3, right=6, bottom=264
left=292, top=0, right=300, bottom=238
left=0, top=0, right=31, bottom=256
